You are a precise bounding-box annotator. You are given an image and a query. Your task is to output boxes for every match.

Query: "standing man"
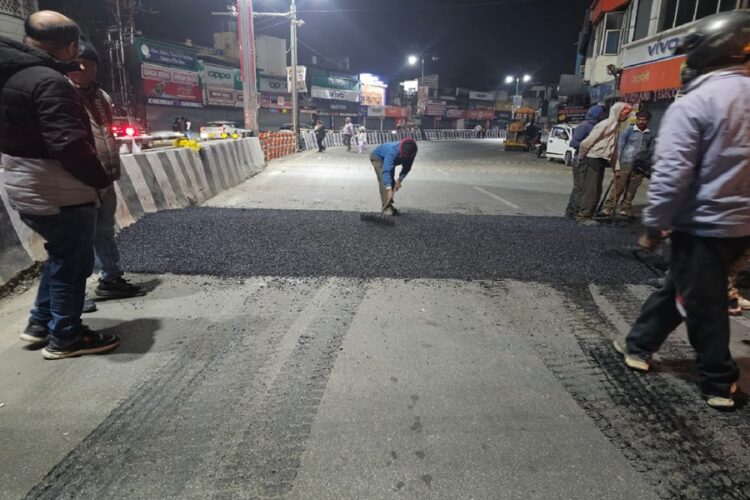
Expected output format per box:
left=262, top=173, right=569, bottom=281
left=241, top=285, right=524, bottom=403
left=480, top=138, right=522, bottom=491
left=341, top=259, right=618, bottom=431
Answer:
left=67, top=40, right=144, bottom=301
left=342, top=117, right=354, bottom=152
left=577, top=102, right=633, bottom=224
left=565, top=105, right=607, bottom=218
left=0, top=11, right=120, bottom=359
left=615, top=11, right=750, bottom=409
left=369, top=138, right=418, bottom=216
left=602, top=110, right=655, bottom=217
left=314, top=120, right=327, bottom=152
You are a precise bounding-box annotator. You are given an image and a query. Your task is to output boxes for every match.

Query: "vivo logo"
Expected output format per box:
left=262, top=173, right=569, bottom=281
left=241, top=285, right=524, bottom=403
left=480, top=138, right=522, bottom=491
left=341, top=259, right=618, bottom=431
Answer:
left=647, top=37, right=680, bottom=57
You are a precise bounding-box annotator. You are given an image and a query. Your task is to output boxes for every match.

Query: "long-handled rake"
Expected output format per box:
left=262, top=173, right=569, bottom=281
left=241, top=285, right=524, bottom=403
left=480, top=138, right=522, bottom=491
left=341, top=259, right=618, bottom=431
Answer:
left=360, top=200, right=395, bottom=226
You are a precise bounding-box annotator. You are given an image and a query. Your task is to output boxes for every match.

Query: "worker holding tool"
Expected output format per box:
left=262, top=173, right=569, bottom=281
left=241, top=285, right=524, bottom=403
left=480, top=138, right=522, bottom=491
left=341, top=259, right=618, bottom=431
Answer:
left=614, top=10, right=750, bottom=409
left=369, top=138, right=418, bottom=216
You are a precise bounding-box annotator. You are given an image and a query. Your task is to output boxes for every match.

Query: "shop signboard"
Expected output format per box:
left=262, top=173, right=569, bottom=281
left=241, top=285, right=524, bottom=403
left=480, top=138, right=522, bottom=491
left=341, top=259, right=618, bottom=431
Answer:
left=384, top=106, right=409, bottom=119
left=200, top=62, right=236, bottom=88
left=419, top=74, right=439, bottom=91
left=310, top=86, right=360, bottom=102
left=495, top=111, right=513, bottom=122
left=494, top=100, right=514, bottom=112
left=368, top=105, right=386, bottom=118
left=206, top=87, right=236, bottom=107
left=620, top=23, right=693, bottom=69
left=260, top=94, right=292, bottom=109
left=466, top=109, right=494, bottom=120
left=137, top=38, right=197, bottom=70
left=445, top=108, right=465, bottom=119
left=142, top=64, right=202, bottom=108
left=469, top=91, right=495, bottom=101
left=556, top=106, right=588, bottom=123
left=424, top=99, right=447, bottom=116
left=310, top=71, right=360, bottom=91
left=360, top=83, right=386, bottom=106
left=619, top=56, right=685, bottom=95
left=259, top=76, right=288, bottom=94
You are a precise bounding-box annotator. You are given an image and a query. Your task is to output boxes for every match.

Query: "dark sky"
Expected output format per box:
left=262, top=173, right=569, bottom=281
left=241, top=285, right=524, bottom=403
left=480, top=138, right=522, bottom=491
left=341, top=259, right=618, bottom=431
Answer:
left=46, top=0, right=590, bottom=90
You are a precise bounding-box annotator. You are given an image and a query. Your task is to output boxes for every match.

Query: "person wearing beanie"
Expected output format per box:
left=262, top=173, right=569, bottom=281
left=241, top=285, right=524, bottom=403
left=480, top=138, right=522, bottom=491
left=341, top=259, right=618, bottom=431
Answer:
left=68, top=40, right=144, bottom=306
left=369, top=138, right=418, bottom=216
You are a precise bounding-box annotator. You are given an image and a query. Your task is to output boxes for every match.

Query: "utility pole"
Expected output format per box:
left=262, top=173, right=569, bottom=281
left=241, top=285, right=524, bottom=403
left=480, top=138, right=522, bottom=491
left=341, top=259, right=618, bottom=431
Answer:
left=290, top=0, right=300, bottom=149
left=237, top=0, right=258, bottom=133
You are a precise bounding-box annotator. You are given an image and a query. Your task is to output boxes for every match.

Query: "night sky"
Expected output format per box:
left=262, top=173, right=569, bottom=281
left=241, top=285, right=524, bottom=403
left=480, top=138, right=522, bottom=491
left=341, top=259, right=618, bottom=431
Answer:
left=43, top=0, right=590, bottom=89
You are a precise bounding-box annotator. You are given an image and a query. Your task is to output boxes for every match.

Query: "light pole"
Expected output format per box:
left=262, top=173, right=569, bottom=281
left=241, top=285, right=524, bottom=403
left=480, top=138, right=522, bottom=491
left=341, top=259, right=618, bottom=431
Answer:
left=505, top=74, right=532, bottom=97
left=408, top=53, right=438, bottom=84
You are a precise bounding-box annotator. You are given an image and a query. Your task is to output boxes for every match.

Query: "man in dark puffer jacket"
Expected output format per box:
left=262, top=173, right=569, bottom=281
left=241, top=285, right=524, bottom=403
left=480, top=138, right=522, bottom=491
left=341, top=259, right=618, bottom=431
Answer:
left=0, top=11, right=119, bottom=359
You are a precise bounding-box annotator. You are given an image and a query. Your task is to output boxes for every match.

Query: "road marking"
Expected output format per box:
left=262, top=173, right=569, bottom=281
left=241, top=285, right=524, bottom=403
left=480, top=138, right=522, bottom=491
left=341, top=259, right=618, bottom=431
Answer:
left=588, top=284, right=630, bottom=339
left=433, top=166, right=449, bottom=175
left=472, top=186, right=521, bottom=210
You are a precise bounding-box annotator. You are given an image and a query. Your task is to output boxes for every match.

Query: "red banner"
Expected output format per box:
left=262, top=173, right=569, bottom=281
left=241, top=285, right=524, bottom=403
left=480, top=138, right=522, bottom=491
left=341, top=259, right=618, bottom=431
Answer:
left=142, top=64, right=202, bottom=107
left=384, top=106, right=409, bottom=118
left=620, top=56, right=685, bottom=94
left=466, top=109, right=494, bottom=120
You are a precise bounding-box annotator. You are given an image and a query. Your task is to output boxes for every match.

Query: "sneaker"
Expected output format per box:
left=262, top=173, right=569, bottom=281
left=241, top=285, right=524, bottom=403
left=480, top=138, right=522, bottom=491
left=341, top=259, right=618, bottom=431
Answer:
left=618, top=210, right=633, bottom=218
left=20, top=320, right=48, bottom=345
left=729, top=298, right=742, bottom=316
left=42, top=329, right=120, bottom=360
left=739, top=295, right=750, bottom=311
left=95, top=277, right=144, bottom=299
left=613, top=339, right=651, bottom=372
left=705, top=384, right=738, bottom=410
left=577, top=217, right=600, bottom=226
left=600, top=209, right=612, bottom=217
left=82, top=296, right=97, bottom=313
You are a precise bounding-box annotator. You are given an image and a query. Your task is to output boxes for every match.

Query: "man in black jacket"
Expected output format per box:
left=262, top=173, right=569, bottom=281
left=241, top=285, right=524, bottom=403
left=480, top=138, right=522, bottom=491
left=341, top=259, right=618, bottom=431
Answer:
left=0, top=11, right=120, bottom=359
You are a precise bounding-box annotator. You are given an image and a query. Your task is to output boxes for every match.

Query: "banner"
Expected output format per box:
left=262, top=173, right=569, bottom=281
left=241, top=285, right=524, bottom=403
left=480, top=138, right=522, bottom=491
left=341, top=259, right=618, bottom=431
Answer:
left=416, top=86, right=429, bottom=116
left=360, top=83, right=386, bottom=106
left=424, top=99, right=447, bottom=116
left=309, top=70, right=360, bottom=91
left=495, top=100, right=514, bottom=112
left=466, top=109, right=494, bottom=120
left=136, top=38, right=197, bottom=70
left=287, top=65, right=307, bottom=93
left=446, top=108, right=465, bottom=119
left=420, top=74, right=439, bottom=90
left=260, top=94, right=292, bottom=109
left=384, top=106, right=409, bottom=119
left=368, top=105, right=385, bottom=118
left=557, top=106, right=588, bottom=123
left=311, top=86, right=360, bottom=102
left=206, top=87, right=236, bottom=107
left=200, top=62, right=237, bottom=88
left=142, top=64, right=202, bottom=108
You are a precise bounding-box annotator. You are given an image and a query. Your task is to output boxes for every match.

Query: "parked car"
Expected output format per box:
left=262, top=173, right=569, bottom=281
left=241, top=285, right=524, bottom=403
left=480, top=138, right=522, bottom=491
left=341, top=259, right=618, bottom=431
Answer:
left=149, top=130, right=184, bottom=149
left=200, top=121, right=249, bottom=140
left=546, top=124, right=577, bottom=165
left=111, top=116, right=152, bottom=149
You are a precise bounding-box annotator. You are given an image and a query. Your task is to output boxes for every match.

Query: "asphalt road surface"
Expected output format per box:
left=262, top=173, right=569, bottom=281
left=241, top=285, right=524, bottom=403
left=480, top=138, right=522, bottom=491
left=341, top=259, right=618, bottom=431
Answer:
left=2, top=140, right=750, bottom=499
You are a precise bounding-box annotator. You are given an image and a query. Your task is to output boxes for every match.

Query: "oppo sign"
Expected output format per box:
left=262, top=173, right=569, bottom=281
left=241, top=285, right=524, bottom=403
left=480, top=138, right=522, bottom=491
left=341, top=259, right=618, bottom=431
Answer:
left=203, top=63, right=235, bottom=88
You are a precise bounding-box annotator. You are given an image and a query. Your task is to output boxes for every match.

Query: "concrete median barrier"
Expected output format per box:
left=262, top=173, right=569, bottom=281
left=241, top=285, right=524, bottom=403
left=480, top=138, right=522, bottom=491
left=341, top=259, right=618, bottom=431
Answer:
left=0, top=137, right=266, bottom=285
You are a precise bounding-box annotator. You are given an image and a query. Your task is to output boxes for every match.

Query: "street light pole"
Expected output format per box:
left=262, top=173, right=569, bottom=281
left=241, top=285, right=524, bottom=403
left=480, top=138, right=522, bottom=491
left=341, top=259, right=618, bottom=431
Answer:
left=237, top=0, right=258, bottom=134
left=290, top=0, right=299, bottom=149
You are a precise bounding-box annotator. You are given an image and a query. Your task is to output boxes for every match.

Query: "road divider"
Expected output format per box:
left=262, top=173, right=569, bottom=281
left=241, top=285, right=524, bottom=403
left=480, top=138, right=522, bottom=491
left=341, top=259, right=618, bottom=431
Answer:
left=0, top=138, right=265, bottom=286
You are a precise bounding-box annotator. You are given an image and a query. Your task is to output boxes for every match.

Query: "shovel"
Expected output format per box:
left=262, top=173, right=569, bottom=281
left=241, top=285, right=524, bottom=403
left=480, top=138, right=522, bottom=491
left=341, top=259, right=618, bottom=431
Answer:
left=360, top=200, right=395, bottom=226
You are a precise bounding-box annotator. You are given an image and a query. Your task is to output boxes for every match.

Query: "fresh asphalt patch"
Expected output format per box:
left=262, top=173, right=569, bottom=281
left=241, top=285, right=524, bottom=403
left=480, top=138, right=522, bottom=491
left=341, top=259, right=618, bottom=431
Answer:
left=117, top=207, right=653, bottom=284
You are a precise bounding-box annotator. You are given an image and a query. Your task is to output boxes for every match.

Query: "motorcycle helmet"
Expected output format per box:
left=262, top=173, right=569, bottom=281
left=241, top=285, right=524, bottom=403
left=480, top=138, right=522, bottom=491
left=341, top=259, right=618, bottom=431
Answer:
left=675, top=10, right=750, bottom=85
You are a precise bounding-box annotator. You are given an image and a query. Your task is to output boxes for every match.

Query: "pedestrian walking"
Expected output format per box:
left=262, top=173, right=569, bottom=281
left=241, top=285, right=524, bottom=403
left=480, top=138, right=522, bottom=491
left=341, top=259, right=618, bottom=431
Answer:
left=314, top=120, right=327, bottom=152
left=602, top=110, right=655, bottom=218
left=615, top=10, right=750, bottom=409
left=182, top=116, right=192, bottom=139
left=369, top=138, right=418, bottom=216
left=357, top=127, right=367, bottom=154
left=576, top=102, right=633, bottom=225
left=565, top=105, right=607, bottom=218
left=67, top=41, right=144, bottom=310
left=342, top=117, right=354, bottom=152
left=0, top=11, right=119, bottom=359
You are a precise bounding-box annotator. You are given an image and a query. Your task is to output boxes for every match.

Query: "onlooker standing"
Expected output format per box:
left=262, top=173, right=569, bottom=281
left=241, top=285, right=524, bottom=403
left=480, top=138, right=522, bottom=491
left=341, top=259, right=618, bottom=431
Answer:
left=577, top=102, right=633, bottom=224
left=0, top=11, right=119, bottom=359
left=67, top=41, right=144, bottom=303
left=342, top=117, right=354, bottom=152
left=616, top=10, right=750, bottom=409
left=357, top=127, right=367, bottom=154
left=565, top=105, right=607, bottom=218
left=314, top=120, right=327, bottom=152
left=602, top=110, right=655, bottom=217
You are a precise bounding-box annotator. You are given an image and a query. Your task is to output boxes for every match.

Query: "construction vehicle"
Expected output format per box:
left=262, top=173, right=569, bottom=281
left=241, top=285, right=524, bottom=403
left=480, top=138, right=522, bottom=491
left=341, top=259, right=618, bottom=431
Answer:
left=504, top=106, right=537, bottom=151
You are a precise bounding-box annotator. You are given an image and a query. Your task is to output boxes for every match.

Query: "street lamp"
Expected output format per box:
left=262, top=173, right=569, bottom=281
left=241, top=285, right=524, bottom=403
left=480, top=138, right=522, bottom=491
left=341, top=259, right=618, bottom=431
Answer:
left=505, top=74, right=532, bottom=96
left=408, top=52, right=438, bottom=82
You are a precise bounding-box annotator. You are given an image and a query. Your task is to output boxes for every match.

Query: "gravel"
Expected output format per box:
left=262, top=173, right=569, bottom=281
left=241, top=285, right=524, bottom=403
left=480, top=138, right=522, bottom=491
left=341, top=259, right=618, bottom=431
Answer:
left=118, top=207, right=655, bottom=284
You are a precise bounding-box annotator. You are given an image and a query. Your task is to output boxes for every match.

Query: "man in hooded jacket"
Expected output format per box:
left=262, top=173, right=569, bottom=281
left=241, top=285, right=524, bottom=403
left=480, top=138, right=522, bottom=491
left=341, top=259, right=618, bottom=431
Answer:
left=564, top=104, right=607, bottom=218
left=577, top=102, right=633, bottom=224
left=0, top=11, right=119, bottom=359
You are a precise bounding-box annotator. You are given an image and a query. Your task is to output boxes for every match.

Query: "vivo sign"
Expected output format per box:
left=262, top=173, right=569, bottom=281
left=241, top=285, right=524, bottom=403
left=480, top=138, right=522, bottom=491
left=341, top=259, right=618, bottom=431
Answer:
left=623, top=32, right=685, bottom=68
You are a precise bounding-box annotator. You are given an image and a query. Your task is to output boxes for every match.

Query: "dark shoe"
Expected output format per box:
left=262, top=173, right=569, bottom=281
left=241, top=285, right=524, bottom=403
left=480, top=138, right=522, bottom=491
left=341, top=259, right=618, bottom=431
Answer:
left=82, top=295, right=98, bottom=313
left=729, top=298, right=742, bottom=317
left=42, top=329, right=120, bottom=360
left=95, top=278, right=144, bottom=299
left=390, top=206, right=401, bottom=216
left=613, top=339, right=650, bottom=372
left=20, top=320, right=48, bottom=345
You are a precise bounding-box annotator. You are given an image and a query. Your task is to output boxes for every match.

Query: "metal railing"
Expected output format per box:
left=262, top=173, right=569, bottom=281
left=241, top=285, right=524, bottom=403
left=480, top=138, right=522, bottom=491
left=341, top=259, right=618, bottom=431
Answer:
left=303, top=129, right=514, bottom=150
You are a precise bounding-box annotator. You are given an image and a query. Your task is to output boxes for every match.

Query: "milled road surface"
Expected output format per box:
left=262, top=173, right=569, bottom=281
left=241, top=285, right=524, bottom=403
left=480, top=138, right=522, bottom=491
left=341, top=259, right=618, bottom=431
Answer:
left=2, top=140, right=750, bottom=499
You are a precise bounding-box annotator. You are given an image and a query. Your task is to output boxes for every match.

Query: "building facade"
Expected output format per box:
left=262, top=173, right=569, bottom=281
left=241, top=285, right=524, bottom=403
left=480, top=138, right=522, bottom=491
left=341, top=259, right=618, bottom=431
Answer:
left=0, top=0, right=37, bottom=40
left=580, top=0, right=749, bottom=129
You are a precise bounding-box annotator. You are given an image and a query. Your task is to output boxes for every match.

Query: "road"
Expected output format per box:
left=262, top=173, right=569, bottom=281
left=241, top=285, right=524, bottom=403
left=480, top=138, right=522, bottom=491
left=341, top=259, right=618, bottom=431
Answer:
left=2, top=140, right=750, bottom=499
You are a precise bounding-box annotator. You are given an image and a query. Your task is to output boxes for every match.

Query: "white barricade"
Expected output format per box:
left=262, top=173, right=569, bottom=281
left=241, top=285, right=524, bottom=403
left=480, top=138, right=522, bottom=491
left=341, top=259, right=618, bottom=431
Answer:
left=302, top=129, right=512, bottom=150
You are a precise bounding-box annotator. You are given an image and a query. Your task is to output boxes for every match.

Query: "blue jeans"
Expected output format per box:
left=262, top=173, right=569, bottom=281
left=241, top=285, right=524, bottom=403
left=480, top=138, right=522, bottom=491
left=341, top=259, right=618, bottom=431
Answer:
left=21, top=204, right=97, bottom=348
left=95, top=187, right=123, bottom=281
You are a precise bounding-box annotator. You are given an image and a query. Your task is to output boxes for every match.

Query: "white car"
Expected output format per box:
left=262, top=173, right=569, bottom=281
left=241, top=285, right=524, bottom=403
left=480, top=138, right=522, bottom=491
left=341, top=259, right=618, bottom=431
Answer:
left=200, top=121, right=248, bottom=141
left=546, top=124, right=577, bottom=165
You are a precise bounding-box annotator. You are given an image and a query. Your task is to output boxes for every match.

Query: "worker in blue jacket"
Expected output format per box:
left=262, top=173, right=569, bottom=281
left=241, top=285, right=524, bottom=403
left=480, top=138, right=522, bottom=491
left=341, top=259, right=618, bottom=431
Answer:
left=369, top=138, right=418, bottom=216
left=565, top=104, right=607, bottom=218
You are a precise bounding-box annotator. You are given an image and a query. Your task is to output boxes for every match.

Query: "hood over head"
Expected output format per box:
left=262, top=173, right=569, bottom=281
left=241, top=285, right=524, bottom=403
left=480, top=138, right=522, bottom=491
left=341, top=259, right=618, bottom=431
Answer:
left=585, top=104, right=607, bottom=122
left=607, top=101, right=631, bottom=121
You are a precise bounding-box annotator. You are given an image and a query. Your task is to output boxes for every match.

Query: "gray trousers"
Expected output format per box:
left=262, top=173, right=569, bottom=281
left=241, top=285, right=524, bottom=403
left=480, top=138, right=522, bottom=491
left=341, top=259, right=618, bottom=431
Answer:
left=603, top=163, right=644, bottom=214
left=579, top=157, right=609, bottom=218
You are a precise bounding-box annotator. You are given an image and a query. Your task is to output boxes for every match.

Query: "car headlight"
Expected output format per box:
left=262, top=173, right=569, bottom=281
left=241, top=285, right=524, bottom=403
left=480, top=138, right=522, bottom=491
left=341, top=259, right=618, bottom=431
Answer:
left=200, top=133, right=208, bottom=139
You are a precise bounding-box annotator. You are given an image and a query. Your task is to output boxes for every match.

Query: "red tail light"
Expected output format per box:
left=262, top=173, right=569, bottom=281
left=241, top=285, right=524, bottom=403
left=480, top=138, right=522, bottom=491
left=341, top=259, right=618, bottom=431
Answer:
left=125, top=126, right=137, bottom=137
